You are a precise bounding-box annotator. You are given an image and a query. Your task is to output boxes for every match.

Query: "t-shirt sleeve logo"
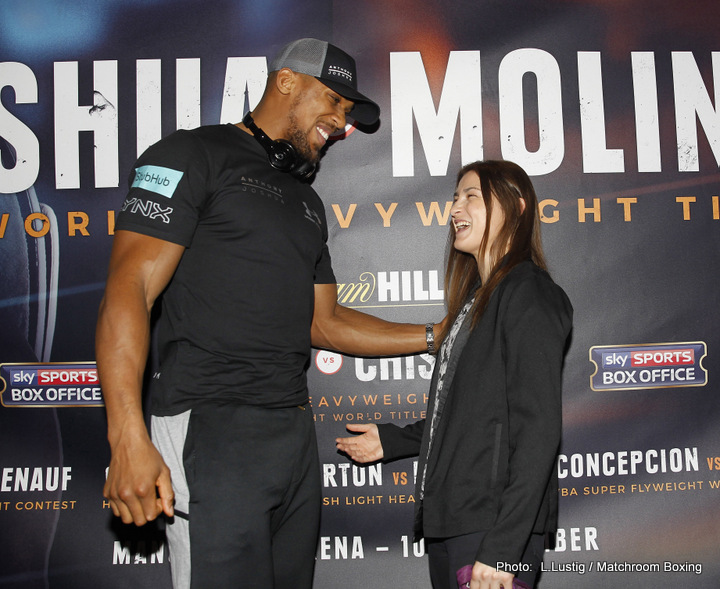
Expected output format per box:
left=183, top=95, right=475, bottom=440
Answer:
left=132, top=165, right=184, bottom=198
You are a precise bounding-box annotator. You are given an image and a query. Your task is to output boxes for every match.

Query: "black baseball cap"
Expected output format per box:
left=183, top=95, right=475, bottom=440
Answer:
left=270, top=38, right=380, bottom=126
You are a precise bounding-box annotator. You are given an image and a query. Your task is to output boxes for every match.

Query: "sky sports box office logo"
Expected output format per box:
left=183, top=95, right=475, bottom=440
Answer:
left=589, top=343, right=707, bottom=391
left=0, top=363, right=103, bottom=407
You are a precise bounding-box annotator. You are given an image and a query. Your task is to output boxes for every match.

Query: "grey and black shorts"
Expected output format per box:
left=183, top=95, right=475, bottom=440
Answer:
left=152, top=402, right=320, bottom=589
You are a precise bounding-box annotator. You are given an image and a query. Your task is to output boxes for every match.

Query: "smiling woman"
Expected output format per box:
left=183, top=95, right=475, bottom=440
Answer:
left=443, top=161, right=546, bottom=330
left=337, top=160, right=573, bottom=589
left=450, top=171, right=508, bottom=281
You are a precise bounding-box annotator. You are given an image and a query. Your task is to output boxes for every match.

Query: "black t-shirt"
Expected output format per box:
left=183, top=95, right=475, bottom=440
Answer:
left=115, top=124, right=336, bottom=414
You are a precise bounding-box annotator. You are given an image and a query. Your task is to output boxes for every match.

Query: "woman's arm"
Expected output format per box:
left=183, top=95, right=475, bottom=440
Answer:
left=475, top=275, right=572, bottom=567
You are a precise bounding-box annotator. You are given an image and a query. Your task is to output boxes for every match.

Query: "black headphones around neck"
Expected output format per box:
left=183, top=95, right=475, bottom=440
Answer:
left=242, top=113, right=316, bottom=180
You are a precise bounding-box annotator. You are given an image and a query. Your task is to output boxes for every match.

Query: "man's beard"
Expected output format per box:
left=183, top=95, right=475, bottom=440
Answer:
left=287, top=95, right=321, bottom=165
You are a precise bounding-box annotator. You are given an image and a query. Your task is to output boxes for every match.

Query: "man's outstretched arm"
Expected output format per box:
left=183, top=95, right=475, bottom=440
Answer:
left=311, top=283, right=443, bottom=356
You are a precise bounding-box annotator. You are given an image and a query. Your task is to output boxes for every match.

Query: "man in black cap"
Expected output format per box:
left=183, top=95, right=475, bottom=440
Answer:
left=97, top=38, right=441, bottom=589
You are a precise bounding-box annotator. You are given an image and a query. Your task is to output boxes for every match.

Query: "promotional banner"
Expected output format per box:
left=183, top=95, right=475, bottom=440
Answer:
left=1, top=1, right=719, bottom=587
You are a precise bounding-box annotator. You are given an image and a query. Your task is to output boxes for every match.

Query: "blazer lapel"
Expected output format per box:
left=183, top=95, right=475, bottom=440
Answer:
left=412, top=309, right=474, bottom=538
left=438, top=315, right=472, bottom=396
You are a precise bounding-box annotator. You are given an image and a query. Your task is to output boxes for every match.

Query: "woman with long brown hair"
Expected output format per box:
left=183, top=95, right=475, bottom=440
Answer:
left=337, top=160, right=573, bottom=589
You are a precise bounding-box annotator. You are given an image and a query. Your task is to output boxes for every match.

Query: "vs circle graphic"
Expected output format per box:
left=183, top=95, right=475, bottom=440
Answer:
left=315, top=351, right=343, bottom=375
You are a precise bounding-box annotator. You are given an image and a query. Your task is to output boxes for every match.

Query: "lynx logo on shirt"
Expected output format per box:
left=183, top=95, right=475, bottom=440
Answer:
left=132, top=165, right=184, bottom=198
left=120, top=197, right=174, bottom=223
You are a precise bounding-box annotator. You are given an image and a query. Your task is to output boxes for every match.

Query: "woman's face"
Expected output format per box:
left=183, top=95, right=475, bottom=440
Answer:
left=450, top=171, right=505, bottom=273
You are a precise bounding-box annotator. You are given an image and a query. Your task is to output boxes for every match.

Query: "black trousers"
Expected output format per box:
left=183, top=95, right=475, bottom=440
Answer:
left=426, top=531, right=546, bottom=589
left=183, top=403, right=320, bottom=589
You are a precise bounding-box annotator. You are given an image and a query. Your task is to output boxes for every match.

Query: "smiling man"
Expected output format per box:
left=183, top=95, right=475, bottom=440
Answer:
left=96, top=38, right=441, bottom=589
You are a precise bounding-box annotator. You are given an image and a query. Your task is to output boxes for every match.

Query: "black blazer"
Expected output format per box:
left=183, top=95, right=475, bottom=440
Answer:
left=378, top=260, right=573, bottom=567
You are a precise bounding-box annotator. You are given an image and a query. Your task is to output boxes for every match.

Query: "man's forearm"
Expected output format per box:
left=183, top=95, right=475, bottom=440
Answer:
left=311, top=304, right=439, bottom=357
left=96, top=292, right=153, bottom=447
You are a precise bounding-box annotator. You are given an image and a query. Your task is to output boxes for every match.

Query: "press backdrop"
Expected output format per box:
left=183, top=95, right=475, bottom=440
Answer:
left=1, top=1, right=719, bottom=587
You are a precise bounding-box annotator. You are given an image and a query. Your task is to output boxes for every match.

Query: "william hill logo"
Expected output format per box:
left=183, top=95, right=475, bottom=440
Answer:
left=336, top=270, right=443, bottom=308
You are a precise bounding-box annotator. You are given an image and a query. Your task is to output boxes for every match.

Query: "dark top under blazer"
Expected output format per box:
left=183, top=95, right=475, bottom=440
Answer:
left=378, top=260, right=573, bottom=567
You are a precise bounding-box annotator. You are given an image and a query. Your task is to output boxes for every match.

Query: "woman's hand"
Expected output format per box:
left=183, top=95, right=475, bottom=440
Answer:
left=470, top=561, right=515, bottom=589
left=335, top=424, right=383, bottom=462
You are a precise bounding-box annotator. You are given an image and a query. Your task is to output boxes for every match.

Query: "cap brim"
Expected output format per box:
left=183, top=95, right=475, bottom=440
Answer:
left=318, top=78, right=380, bottom=126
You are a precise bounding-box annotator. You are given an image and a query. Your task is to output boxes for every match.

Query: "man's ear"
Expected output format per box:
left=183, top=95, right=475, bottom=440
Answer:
left=274, top=68, right=295, bottom=96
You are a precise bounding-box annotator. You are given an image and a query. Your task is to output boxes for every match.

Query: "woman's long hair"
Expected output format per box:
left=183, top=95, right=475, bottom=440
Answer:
left=441, top=160, right=547, bottom=340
